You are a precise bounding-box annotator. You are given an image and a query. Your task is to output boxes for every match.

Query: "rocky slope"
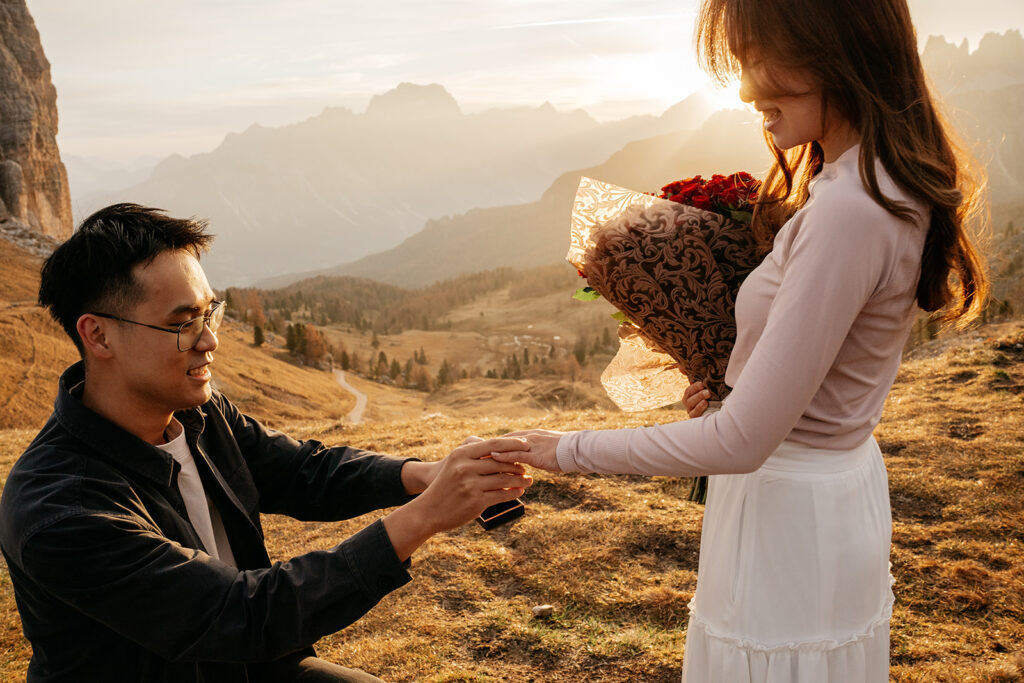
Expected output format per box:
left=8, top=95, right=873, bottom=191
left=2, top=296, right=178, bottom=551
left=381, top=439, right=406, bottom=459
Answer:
left=0, top=0, right=71, bottom=239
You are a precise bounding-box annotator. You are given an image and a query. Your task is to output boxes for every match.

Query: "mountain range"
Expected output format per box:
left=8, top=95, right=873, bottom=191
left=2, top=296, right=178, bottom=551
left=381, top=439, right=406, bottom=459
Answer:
left=315, top=30, right=1024, bottom=290
left=81, top=83, right=720, bottom=287
left=75, top=30, right=1024, bottom=292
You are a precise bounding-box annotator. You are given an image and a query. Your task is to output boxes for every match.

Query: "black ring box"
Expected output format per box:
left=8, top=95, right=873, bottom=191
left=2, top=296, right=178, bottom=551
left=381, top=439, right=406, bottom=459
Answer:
left=475, top=499, right=525, bottom=530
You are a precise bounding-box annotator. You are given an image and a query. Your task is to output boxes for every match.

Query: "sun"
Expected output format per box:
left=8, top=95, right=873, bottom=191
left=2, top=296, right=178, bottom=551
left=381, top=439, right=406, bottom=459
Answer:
left=705, top=81, right=744, bottom=111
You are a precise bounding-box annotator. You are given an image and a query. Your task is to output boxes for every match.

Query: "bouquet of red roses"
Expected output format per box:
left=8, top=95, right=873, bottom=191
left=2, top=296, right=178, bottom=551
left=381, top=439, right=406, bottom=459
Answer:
left=569, top=173, right=763, bottom=504
left=568, top=172, right=764, bottom=409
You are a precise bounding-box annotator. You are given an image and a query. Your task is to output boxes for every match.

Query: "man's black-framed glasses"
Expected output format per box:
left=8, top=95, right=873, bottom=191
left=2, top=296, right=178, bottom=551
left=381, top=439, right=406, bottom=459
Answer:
left=91, top=300, right=226, bottom=352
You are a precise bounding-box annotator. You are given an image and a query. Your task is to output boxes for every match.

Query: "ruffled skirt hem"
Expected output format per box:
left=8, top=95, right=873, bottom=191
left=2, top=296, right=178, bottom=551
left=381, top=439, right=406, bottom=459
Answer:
left=682, top=595, right=892, bottom=682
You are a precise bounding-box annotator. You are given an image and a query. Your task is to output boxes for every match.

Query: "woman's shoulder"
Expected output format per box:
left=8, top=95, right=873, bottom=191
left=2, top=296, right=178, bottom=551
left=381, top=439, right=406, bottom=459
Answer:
left=798, top=149, right=927, bottom=247
left=812, top=148, right=926, bottom=223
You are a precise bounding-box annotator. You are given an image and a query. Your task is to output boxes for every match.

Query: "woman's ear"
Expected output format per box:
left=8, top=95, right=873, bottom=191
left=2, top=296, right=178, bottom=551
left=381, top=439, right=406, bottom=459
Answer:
left=76, top=314, right=115, bottom=360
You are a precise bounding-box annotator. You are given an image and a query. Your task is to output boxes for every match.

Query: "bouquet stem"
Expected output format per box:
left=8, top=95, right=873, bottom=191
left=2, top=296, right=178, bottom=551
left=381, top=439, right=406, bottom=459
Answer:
left=688, top=475, right=708, bottom=504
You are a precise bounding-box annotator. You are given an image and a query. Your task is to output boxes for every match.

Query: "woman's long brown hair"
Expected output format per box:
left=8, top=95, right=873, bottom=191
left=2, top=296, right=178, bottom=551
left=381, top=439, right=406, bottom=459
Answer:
left=696, top=0, right=989, bottom=327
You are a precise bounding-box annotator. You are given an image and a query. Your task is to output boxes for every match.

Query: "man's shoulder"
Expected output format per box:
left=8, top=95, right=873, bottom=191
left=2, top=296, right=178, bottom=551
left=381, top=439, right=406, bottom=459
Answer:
left=0, top=415, right=133, bottom=556
left=6, top=413, right=86, bottom=482
left=0, top=416, right=88, bottom=552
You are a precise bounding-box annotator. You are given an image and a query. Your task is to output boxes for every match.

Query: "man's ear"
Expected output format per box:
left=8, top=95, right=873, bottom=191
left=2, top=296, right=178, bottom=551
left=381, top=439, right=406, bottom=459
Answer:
left=76, top=314, right=115, bottom=360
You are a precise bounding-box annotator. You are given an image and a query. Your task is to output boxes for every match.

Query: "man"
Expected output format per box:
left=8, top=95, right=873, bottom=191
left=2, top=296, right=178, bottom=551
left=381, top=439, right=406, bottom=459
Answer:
left=0, top=203, right=532, bottom=682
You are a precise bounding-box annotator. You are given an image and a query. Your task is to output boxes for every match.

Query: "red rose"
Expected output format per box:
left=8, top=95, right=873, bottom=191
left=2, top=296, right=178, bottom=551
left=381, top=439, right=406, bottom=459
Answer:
left=657, top=172, right=760, bottom=218
left=718, top=184, right=741, bottom=207
left=689, top=193, right=713, bottom=210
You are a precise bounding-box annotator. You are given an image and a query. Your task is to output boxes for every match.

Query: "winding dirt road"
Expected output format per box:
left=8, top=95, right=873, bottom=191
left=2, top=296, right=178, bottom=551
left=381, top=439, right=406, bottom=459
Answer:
left=333, top=369, right=368, bottom=423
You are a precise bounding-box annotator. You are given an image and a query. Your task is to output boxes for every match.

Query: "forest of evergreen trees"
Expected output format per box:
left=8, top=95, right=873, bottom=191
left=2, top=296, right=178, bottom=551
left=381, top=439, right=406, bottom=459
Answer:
left=220, top=263, right=604, bottom=390
left=225, top=264, right=580, bottom=339
left=224, top=224, right=1024, bottom=390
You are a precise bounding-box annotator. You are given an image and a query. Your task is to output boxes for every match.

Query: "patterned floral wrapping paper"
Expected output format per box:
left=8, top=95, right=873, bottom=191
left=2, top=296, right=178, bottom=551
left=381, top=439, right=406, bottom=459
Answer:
left=567, top=177, right=764, bottom=411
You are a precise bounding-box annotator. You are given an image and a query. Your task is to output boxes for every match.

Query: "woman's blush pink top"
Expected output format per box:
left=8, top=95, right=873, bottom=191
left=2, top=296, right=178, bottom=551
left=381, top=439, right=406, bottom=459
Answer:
left=556, top=145, right=928, bottom=476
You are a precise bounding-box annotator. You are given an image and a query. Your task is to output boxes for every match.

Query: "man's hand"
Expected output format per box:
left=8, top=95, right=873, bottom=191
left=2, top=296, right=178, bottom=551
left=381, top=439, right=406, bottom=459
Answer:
left=490, top=429, right=564, bottom=472
left=383, top=438, right=532, bottom=561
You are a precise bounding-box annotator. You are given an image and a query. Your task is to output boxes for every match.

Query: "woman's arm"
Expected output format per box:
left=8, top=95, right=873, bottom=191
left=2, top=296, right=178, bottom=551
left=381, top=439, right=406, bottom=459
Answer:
left=499, top=183, right=911, bottom=477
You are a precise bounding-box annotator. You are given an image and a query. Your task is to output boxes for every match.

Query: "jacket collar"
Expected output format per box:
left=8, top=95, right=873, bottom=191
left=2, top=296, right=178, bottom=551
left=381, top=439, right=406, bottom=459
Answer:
left=54, top=361, right=206, bottom=488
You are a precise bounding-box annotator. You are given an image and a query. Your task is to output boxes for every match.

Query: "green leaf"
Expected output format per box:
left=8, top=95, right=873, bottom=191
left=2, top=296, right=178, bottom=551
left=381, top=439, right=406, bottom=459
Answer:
left=611, top=311, right=634, bottom=324
left=572, top=287, right=602, bottom=302
left=729, top=209, right=754, bottom=224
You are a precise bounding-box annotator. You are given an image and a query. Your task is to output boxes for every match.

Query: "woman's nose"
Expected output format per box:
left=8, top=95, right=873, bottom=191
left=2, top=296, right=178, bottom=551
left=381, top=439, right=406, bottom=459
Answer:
left=739, top=70, right=754, bottom=103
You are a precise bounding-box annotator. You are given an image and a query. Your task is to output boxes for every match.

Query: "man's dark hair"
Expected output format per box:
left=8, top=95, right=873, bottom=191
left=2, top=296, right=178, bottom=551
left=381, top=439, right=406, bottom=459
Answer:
left=39, top=203, right=214, bottom=354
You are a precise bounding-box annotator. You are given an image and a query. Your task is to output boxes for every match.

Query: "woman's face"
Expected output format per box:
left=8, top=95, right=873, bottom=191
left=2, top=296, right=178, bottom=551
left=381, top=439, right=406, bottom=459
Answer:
left=738, top=60, right=825, bottom=152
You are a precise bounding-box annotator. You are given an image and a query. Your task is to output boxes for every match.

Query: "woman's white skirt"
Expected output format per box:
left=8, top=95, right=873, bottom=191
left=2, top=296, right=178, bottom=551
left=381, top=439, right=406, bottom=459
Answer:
left=682, top=437, right=894, bottom=683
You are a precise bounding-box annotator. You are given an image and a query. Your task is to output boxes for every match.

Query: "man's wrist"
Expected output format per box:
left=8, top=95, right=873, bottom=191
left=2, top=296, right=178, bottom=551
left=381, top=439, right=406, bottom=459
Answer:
left=382, top=497, right=438, bottom=561
left=399, top=459, right=433, bottom=495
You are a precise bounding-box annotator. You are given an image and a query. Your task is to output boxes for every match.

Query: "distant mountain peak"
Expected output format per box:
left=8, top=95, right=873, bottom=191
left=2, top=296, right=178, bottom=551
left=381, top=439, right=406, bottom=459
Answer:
left=922, top=34, right=969, bottom=59
left=365, top=82, right=462, bottom=119
left=975, top=29, right=1024, bottom=60
left=923, top=30, right=1024, bottom=93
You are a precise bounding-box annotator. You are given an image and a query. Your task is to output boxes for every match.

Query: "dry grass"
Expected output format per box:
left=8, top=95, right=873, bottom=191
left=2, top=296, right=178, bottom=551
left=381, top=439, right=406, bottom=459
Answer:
left=2, top=243, right=1023, bottom=680
left=4, top=322, right=1021, bottom=681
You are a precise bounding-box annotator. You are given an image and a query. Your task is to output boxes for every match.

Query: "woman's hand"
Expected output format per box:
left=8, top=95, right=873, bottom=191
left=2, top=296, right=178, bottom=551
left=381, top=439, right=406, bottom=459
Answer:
left=490, top=429, right=566, bottom=472
left=683, top=380, right=712, bottom=419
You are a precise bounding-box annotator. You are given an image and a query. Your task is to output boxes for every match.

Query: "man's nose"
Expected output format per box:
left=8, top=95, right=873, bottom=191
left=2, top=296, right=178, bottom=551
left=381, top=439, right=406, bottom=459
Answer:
left=194, top=322, right=218, bottom=352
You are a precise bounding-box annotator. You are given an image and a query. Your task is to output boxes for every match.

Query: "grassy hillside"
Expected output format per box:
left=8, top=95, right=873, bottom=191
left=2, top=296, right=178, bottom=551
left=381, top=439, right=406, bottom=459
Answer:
left=3, top=237, right=1023, bottom=680
left=0, top=241, right=357, bottom=430
left=1, top=310, right=1022, bottom=679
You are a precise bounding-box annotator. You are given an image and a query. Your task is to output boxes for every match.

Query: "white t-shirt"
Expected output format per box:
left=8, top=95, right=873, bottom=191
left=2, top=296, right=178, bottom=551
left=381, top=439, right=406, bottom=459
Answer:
left=156, top=419, right=237, bottom=566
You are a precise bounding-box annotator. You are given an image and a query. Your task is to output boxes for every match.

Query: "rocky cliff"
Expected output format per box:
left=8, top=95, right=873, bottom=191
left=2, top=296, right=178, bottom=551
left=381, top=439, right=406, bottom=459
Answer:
left=0, top=0, right=71, bottom=240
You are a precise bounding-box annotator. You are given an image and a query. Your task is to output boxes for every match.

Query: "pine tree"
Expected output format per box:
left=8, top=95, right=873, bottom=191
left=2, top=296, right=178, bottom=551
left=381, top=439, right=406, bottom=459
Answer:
left=436, top=359, right=453, bottom=387
left=286, top=324, right=298, bottom=353
left=411, top=365, right=432, bottom=391
left=302, top=324, right=327, bottom=364
left=572, top=338, right=587, bottom=365
left=253, top=325, right=265, bottom=347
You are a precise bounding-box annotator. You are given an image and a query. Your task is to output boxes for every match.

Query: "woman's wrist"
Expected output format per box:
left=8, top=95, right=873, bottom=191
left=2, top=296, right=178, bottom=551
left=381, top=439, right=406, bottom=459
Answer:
left=554, top=431, right=576, bottom=472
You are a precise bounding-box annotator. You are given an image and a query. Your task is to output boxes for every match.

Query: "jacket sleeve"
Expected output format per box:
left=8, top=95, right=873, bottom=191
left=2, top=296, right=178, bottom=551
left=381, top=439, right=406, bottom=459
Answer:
left=209, top=393, right=416, bottom=520
left=18, top=510, right=411, bottom=663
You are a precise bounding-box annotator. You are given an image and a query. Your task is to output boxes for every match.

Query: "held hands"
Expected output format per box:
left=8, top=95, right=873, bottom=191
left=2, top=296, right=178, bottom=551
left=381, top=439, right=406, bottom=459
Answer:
left=385, top=438, right=533, bottom=560
left=490, top=429, right=565, bottom=472
left=420, top=437, right=533, bottom=531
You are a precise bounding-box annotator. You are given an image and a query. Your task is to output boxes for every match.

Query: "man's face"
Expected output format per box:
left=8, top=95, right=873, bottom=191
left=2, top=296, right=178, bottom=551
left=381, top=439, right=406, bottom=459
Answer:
left=106, top=249, right=219, bottom=415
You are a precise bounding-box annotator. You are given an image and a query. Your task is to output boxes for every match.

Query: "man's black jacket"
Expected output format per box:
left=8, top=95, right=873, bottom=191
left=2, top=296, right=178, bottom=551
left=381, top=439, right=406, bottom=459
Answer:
left=0, top=362, right=415, bottom=682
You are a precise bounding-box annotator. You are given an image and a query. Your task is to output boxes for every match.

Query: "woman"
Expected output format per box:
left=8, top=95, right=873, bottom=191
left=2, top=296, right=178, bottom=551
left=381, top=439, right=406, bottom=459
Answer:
left=495, top=0, right=988, bottom=680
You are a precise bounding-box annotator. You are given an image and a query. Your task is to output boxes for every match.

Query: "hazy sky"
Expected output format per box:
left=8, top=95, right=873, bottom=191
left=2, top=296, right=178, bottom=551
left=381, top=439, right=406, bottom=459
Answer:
left=25, top=0, right=1024, bottom=164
